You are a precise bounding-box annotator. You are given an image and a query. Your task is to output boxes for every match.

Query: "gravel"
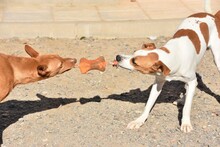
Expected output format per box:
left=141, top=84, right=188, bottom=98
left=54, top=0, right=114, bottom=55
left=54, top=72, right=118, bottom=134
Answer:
left=0, top=37, right=219, bottom=146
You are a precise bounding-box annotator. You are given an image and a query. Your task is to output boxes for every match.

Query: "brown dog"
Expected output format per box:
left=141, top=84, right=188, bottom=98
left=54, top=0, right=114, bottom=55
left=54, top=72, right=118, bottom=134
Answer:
left=0, top=45, right=77, bottom=101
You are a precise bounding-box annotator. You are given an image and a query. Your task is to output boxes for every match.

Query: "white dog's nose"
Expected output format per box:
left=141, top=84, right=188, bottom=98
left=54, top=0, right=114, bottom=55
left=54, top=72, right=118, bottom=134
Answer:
left=116, top=55, right=122, bottom=62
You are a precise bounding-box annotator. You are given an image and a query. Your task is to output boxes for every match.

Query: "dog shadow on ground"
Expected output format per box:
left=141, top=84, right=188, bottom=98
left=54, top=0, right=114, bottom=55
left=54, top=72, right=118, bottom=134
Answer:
left=196, top=73, right=220, bottom=103
left=1, top=73, right=219, bottom=144
left=80, top=73, right=220, bottom=125
left=80, top=80, right=186, bottom=105
left=0, top=94, right=77, bottom=144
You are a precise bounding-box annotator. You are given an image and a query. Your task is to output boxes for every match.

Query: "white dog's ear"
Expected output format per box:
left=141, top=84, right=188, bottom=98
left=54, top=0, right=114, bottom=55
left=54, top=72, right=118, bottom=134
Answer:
left=142, top=43, right=156, bottom=50
left=25, top=45, right=39, bottom=58
left=152, top=61, right=170, bottom=76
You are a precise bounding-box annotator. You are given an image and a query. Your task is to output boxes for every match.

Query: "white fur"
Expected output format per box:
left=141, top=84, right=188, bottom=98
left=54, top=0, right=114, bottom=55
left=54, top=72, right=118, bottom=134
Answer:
left=117, top=14, right=220, bottom=133
left=204, top=0, right=212, bottom=14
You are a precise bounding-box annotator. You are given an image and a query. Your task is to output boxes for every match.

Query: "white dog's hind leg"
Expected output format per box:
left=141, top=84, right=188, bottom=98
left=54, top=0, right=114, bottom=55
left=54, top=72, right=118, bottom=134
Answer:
left=127, top=76, right=165, bottom=129
left=210, top=39, right=220, bottom=71
left=181, top=78, right=197, bottom=133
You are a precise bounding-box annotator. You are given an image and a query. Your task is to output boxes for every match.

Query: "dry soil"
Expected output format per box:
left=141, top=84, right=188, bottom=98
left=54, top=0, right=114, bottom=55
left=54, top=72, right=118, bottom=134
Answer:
left=0, top=37, right=219, bottom=146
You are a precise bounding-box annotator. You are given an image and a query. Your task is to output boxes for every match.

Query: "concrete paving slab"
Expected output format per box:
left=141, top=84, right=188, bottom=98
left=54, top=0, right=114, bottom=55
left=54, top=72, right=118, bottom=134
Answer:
left=0, top=19, right=182, bottom=39
left=3, top=5, right=53, bottom=22
left=0, top=0, right=219, bottom=38
left=3, top=0, right=127, bottom=5
left=53, top=6, right=101, bottom=22
left=179, top=0, right=220, bottom=14
left=138, top=0, right=193, bottom=19
left=211, top=1, right=220, bottom=13
left=0, top=6, right=3, bottom=22
left=98, top=3, right=149, bottom=21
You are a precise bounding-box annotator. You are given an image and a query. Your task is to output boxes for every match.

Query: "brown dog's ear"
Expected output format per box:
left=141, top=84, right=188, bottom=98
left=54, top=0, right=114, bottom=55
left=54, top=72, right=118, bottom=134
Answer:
left=25, top=45, right=39, bottom=58
left=37, top=65, right=50, bottom=77
left=142, top=43, right=156, bottom=50
left=152, top=61, right=170, bottom=76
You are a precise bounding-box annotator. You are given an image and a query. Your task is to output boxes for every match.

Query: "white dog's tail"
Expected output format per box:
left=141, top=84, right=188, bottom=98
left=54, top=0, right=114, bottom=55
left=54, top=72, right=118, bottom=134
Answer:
left=209, top=11, right=220, bottom=71
left=204, top=0, right=212, bottom=13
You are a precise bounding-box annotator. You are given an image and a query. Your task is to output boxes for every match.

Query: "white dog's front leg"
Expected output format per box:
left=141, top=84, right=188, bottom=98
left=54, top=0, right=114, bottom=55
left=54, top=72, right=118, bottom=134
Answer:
left=181, top=78, right=197, bottom=133
left=127, top=76, right=165, bottom=129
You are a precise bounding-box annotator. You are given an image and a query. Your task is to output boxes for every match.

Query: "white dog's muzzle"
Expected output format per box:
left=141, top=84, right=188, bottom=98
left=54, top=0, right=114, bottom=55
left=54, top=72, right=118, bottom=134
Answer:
left=116, top=54, right=134, bottom=70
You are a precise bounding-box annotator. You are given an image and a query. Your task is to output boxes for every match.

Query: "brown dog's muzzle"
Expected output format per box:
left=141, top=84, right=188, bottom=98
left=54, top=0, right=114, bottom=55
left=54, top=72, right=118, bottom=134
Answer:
left=60, top=58, right=77, bottom=73
left=70, top=58, right=77, bottom=67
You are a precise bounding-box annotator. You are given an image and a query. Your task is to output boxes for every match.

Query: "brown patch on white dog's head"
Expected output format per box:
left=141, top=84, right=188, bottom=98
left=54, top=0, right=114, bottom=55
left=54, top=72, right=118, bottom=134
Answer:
left=141, top=43, right=170, bottom=54
left=153, top=61, right=170, bottom=76
left=141, top=43, right=156, bottom=50
left=131, top=52, right=170, bottom=76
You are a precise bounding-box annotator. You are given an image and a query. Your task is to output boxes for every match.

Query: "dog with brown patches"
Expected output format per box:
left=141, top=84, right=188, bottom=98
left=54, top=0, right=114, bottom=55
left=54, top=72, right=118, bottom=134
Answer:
left=115, top=11, right=220, bottom=133
left=0, top=45, right=77, bottom=101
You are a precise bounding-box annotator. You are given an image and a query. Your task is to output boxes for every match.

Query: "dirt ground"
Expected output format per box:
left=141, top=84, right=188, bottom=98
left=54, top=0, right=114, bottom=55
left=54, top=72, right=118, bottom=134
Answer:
left=0, top=37, right=219, bottom=146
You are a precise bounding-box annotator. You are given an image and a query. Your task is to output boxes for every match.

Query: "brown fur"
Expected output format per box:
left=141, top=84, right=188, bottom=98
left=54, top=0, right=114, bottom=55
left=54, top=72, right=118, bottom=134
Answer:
left=142, top=43, right=156, bottom=50
left=188, top=11, right=220, bottom=39
left=188, top=12, right=214, bottom=18
left=173, top=29, right=201, bottom=54
left=214, top=11, right=220, bottom=39
left=200, top=22, right=209, bottom=46
left=159, top=47, right=170, bottom=54
left=130, top=52, right=170, bottom=75
left=0, top=45, right=76, bottom=101
left=142, top=43, right=170, bottom=54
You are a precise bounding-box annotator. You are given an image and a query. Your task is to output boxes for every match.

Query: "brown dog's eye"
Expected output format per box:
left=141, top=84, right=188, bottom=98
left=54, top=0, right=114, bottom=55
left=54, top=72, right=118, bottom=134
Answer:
left=37, top=65, right=47, bottom=71
left=59, top=61, right=63, bottom=68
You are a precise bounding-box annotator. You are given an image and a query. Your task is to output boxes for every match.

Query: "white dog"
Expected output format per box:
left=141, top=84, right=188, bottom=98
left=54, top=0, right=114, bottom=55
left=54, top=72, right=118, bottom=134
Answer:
left=115, top=11, right=220, bottom=133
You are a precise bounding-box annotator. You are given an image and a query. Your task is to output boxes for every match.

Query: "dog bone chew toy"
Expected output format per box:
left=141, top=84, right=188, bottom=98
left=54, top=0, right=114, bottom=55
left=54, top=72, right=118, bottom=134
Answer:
left=79, top=56, right=107, bottom=74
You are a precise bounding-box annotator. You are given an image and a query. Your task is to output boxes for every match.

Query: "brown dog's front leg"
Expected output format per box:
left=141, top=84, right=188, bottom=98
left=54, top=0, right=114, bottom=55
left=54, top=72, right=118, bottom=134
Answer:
left=0, top=87, right=11, bottom=101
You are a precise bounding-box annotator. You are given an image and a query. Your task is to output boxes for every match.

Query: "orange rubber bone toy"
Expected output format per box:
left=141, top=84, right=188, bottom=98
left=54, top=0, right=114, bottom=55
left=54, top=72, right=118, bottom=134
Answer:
left=79, top=56, right=107, bottom=74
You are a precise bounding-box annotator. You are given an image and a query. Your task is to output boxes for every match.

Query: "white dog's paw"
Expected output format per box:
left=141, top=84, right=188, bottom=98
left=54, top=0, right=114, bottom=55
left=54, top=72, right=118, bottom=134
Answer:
left=127, top=120, right=144, bottom=129
left=180, top=123, right=193, bottom=133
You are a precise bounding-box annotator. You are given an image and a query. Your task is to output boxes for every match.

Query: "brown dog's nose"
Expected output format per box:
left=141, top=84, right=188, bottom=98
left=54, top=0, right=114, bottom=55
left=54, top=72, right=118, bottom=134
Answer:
left=66, top=58, right=77, bottom=67
left=72, top=58, right=77, bottom=64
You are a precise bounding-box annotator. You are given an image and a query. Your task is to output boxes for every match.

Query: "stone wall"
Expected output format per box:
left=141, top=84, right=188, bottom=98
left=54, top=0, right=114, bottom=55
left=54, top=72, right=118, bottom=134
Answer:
left=2, top=0, right=128, bottom=5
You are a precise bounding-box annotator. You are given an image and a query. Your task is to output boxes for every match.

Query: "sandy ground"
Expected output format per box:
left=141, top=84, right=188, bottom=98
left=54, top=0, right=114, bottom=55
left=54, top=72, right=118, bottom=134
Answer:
left=0, top=37, right=219, bottom=146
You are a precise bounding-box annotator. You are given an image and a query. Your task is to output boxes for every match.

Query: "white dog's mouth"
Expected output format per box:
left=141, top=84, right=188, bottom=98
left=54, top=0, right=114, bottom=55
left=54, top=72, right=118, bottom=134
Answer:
left=115, top=54, right=134, bottom=70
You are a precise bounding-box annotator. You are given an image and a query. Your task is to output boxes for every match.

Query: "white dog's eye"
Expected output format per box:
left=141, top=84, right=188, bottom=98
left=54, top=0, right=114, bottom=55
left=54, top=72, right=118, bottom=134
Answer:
left=131, top=58, right=137, bottom=65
